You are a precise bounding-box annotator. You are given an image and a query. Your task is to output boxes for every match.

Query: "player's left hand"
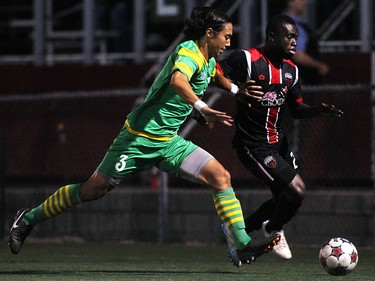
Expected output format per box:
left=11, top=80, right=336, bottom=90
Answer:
left=319, top=103, right=344, bottom=118
left=201, top=106, right=233, bottom=127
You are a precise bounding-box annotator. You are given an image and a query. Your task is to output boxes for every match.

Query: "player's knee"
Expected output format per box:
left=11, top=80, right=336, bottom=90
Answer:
left=288, top=175, right=306, bottom=202
left=211, top=167, right=231, bottom=189
left=81, top=181, right=112, bottom=201
left=294, top=181, right=306, bottom=201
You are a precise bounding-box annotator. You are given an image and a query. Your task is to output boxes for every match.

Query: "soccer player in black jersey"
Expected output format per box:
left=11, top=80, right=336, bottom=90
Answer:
left=217, top=14, right=343, bottom=262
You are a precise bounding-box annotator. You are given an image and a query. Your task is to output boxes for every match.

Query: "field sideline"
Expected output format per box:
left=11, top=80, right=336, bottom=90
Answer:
left=1, top=241, right=374, bottom=281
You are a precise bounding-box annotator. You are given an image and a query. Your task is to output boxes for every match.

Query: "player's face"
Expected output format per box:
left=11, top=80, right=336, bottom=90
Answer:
left=208, top=23, right=233, bottom=59
left=275, top=23, right=298, bottom=59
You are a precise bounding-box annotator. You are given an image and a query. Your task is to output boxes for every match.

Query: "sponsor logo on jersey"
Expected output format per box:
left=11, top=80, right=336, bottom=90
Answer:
left=264, top=155, right=277, bottom=168
left=258, top=74, right=265, bottom=80
left=261, top=90, right=286, bottom=107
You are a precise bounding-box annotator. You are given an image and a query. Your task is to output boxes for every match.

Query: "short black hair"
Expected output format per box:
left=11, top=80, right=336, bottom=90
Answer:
left=183, top=6, right=232, bottom=40
left=265, top=14, right=296, bottom=37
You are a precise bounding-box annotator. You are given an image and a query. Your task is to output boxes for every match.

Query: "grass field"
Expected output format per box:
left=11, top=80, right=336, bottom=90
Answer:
left=1, top=241, right=374, bottom=281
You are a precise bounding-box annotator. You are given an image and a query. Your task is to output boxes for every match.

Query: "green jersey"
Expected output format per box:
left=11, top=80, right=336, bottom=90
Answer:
left=126, top=40, right=217, bottom=140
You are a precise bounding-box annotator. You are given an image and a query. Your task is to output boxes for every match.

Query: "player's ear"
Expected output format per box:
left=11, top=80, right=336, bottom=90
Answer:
left=268, top=31, right=276, bottom=42
left=206, top=27, right=214, bottom=38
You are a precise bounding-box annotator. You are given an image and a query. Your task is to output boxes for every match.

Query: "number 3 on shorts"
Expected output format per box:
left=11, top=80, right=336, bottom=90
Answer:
left=115, top=154, right=129, bottom=172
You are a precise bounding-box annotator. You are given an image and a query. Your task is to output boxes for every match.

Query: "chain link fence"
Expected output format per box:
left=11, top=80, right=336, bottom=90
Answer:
left=0, top=84, right=373, bottom=246
left=184, top=84, right=371, bottom=189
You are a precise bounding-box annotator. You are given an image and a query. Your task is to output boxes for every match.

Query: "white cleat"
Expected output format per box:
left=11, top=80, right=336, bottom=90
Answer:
left=262, top=220, right=292, bottom=260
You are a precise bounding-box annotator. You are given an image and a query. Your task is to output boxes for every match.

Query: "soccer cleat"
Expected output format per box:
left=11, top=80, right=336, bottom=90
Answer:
left=237, top=233, right=280, bottom=264
left=262, top=220, right=292, bottom=260
left=221, top=223, right=241, bottom=267
left=9, top=208, right=33, bottom=255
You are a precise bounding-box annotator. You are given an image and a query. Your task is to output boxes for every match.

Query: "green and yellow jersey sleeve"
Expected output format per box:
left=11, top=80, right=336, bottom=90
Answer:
left=126, top=40, right=217, bottom=139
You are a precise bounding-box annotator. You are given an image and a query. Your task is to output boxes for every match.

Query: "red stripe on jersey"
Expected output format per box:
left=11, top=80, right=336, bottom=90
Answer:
left=216, top=62, right=224, bottom=75
left=267, top=108, right=279, bottom=144
left=284, top=58, right=296, bottom=67
left=296, top=97, right=303, bottom=103
left=266, top=62, right=281, bottom=143
left=248, top=48, right=262, bottom=61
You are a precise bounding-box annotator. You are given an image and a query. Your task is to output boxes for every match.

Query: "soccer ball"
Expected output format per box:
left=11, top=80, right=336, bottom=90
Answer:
left=319, top=237, right=359, bottom=276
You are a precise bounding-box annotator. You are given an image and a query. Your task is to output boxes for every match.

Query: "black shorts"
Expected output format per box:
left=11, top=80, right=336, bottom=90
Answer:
left=236, top=140, right=298, bottom=192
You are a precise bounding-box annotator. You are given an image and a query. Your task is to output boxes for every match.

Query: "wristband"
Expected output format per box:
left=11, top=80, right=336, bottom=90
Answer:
left=193, top=100, right=208, bottom=113
left=230, top=83, right=239, bottom=95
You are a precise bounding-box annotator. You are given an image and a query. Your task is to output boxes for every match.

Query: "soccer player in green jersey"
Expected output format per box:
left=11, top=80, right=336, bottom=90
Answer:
left=9, top=6, right=279, bottom=265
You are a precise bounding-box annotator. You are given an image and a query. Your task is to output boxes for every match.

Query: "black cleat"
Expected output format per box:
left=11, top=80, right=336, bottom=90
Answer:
left=237, top=233, right=281, bottom=264
left=9, top=208, right=33, bottom=255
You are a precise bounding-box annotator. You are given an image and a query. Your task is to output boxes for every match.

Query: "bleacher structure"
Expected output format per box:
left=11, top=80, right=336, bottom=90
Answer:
left=0, top=0, right=372, bottom=66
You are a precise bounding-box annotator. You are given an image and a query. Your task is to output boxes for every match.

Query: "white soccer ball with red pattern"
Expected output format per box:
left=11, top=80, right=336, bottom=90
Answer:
left=319, top=237, right=359, bottom=276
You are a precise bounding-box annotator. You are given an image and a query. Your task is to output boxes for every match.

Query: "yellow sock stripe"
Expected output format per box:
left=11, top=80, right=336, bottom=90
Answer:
left=220, top=210, right=243, bottom=220
left=47, top=190, right=62, bottom=216
left=64, top=185, right=72, bottom=207
left=43, top=201, right=51, bottom=218
left=214, top=197, right=237, bottom=209
left=53, top=192, right=62, bottom=213
left=226, top=216, right=245, bottom=226
left=59, top=187, right=67, bottom=209
left=46, top=196, right=54, bottom=217
left=42, top=185, right=73, bottom=218
left=217, top=203, right=241, bottom=215
left=47, top=193, right=56, bottom=216
left=214, top=197, right=237, bottom=205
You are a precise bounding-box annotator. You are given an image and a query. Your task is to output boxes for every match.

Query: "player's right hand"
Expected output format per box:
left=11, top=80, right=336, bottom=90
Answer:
left=237, top=80, right=263, bottom=107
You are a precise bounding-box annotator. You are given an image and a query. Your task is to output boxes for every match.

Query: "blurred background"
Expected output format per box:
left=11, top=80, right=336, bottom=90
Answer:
left=0, top=0, right=374, bottom=248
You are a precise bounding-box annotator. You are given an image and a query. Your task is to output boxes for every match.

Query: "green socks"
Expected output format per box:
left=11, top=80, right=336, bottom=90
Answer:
left=23, top=184, right=82, bottom=227
left=22, top=184, right=250, bottom=250
left=213, top=188, right=251, bottom=248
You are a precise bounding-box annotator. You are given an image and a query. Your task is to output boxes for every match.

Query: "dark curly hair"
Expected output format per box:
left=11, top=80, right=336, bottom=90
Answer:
left=183, top=6, right=232, bottom=40
left=266, top=14, right=296, bottom=38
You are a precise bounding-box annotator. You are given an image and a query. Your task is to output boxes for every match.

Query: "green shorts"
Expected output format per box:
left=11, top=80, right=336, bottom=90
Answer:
left=97, top=126, right=198, bottom=184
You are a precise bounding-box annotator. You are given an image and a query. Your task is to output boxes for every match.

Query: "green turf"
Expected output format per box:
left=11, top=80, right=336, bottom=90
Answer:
left=1, top=241, right=374, bottom=281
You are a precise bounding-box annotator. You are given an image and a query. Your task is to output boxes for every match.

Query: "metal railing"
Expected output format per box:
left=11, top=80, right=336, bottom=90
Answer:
left=0, top=0, right=373, bottom=66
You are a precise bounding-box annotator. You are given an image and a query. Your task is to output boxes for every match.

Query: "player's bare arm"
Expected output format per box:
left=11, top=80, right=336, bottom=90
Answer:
left=290, top=102, right=344, bottom=119
left=170, top=70, right=233, bottom=126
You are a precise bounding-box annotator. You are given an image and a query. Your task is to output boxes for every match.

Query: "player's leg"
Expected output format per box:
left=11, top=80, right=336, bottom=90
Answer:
left=9, top=172, right=114, bottom=255
left=164, top=143, right=252, bottom=251
left=196, top=157, right=251, bottom=249
left=9, top=126, right=139, bottom=255
left=236, top=144, right=298, bottom=259
left=236, top=145, right=278, bottom=232
left=266, top=173, right=305, bottom=232
left=26, top=172, right=113, bottom=225
left=263, top=144, right=306, bottom=235
left=172, top=145, right=280, bottom=266
left=261, top=174, right=305, bottom=260
left=244, top=198, right=275, bottom=233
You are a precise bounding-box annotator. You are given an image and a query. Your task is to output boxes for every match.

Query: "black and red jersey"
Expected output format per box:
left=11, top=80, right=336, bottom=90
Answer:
left=218, top=47, right=303, bottom=146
